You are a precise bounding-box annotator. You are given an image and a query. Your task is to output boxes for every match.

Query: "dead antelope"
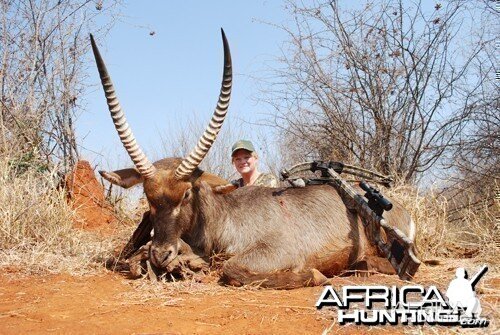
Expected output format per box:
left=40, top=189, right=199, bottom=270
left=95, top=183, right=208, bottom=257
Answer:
left=91, top=30, right=416, bottom=289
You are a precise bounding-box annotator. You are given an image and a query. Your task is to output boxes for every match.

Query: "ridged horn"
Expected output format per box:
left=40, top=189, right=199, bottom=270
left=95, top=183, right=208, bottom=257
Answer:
left=174, top=29, right=232, bottom=179
left=90, top=34, right=157, bottom=179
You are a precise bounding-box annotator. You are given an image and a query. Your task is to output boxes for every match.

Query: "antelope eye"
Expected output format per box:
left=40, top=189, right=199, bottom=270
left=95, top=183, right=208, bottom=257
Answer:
left=182, top=188, right=192, bottom=204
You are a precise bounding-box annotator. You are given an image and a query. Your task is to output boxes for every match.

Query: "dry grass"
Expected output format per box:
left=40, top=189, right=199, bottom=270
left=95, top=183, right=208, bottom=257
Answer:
left=0, top=157, right=114, bottom=275
left=387, top=184, right=499, bottom=266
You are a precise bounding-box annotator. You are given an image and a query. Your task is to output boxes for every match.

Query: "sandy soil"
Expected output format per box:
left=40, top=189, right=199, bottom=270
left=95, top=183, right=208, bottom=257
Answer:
left=0, top=261, right=497, bottom=335
left=0, top=271, right=392, bottom=335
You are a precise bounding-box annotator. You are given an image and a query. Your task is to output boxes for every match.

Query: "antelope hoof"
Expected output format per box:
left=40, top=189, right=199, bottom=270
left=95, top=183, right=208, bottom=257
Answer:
left=128, top=242, right=151, bottom=278
left=310, top=269, right=329, bottom=286
left=186, top=256, right=209, bottom=272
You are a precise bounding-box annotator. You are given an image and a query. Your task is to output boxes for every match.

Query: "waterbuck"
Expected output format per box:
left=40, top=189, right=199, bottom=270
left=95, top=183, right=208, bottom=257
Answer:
left=90, top=30, right=416, bottom=289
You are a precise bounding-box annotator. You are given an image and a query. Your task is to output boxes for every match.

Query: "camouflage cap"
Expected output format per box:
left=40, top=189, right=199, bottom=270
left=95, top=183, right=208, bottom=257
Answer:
left=231, top=140, right=256, bottom=156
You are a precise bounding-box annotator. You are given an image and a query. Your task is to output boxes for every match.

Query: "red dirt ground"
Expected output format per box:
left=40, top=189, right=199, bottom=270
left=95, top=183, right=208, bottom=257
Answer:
left=0, top=261, right=497, bottom=334
left=0, top=272, right=330, bottom=335
left=0, top=272, right=407, bottom=335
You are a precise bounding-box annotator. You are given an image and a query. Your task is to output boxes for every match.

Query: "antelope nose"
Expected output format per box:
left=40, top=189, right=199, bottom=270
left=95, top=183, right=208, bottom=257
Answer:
left=149, top=245, right=174, bottom=269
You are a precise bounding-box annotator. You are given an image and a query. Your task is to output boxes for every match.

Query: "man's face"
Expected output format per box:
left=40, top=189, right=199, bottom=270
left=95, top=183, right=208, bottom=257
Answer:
left=232, top=149, right=257, bottom=175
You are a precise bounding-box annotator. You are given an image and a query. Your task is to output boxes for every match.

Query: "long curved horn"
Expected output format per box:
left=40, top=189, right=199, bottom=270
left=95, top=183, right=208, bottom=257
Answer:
left=90, top=34, right=156, bottom=179
left=174, top=29, right=232, bottom=179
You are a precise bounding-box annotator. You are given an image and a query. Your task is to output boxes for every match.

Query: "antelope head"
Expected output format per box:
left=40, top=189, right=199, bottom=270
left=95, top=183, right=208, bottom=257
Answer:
left=90, top=29, right=232, bottom=269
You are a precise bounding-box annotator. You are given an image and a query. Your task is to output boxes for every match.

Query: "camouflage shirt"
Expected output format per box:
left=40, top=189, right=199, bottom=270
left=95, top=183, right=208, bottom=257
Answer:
left=231, top=173, right=279, bottom=188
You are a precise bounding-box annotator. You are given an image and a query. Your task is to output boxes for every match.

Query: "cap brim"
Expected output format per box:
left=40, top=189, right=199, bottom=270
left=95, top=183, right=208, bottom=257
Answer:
left=231, top=146, right=254, bottom=156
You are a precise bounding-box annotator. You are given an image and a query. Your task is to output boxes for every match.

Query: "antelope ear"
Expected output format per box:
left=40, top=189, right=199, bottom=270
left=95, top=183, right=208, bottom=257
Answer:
left=194, top=172, right=237, bottom=194
left=98, top=168, right=144, bottom=189
left=213, top=183, right=238, bottom=194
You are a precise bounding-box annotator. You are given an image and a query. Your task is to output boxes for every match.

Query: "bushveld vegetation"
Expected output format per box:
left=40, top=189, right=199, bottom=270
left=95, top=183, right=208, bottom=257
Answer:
left=0, top=0, right=497, bottom=276
left=0, top=0, right=120, bottom=273
left=0, top=156, right=115, bottom=274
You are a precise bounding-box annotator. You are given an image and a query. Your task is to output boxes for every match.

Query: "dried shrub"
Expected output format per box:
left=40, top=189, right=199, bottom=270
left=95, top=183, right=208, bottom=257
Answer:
left=0, top=157, right=114, bottom=274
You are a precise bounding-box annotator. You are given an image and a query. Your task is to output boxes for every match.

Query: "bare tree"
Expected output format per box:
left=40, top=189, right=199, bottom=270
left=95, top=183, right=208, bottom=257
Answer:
left=443, top=74, right=499, bottom=216
left=263, top=0, right=495, bottom=183
left=0, top=0, right=119, bottom=173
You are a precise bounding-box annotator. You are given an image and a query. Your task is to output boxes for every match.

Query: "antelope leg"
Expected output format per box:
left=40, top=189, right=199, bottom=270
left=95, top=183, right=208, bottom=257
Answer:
left=121, top=211, right=153, bottom=260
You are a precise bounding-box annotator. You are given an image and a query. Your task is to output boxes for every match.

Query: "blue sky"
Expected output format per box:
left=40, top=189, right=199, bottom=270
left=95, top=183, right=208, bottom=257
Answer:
left=79, top=1, right=289, bottom=170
